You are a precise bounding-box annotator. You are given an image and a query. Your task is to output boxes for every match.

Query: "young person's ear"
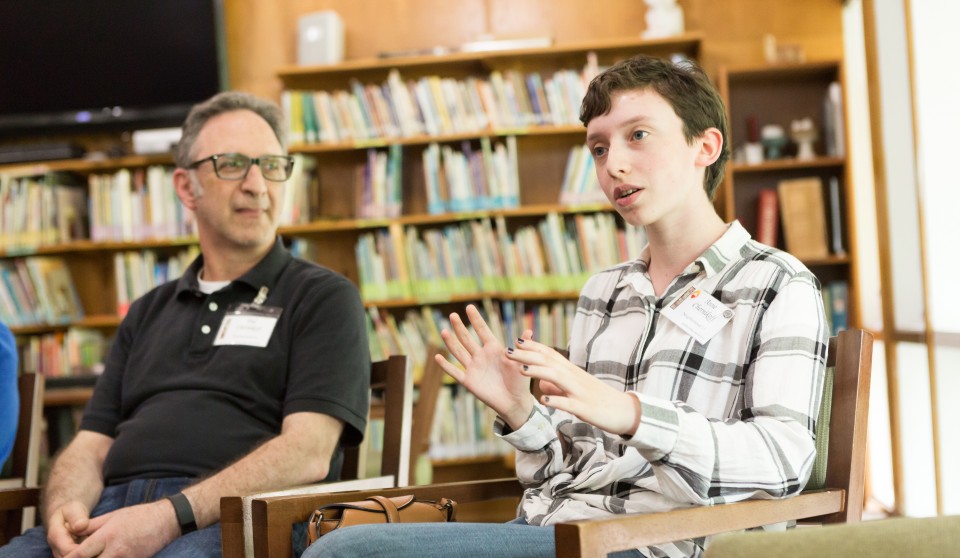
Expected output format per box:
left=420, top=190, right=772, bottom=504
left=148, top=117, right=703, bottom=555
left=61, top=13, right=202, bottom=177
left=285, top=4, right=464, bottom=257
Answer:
left=695, top=127, right=724, bottom=167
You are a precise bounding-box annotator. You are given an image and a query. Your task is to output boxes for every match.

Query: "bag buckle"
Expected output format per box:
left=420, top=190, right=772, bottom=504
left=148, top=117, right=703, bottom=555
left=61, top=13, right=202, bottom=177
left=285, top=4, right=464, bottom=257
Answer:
left=308, top=509, right=325, bottom=539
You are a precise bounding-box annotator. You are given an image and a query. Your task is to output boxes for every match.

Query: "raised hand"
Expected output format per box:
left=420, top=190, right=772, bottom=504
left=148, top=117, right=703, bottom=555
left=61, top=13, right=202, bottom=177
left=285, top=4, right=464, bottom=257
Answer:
left=434, top=304, right=536, bottom=430
left=505, top=338, right=641, bottom=436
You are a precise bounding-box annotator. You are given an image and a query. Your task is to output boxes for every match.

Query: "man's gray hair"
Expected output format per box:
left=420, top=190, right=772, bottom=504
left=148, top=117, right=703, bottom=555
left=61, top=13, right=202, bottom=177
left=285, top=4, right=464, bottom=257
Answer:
left=175, top=91, right=287, bottom=168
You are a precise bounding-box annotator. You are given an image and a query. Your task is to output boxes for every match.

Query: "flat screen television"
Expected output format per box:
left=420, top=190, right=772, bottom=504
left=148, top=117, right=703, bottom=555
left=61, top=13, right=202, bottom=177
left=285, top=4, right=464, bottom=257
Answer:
left=0, top=0, right=227, bottom=138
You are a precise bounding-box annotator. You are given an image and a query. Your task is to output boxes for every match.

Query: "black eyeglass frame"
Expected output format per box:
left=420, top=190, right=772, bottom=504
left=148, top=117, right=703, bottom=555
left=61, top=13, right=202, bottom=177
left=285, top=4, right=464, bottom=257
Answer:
left=186, top=152, right=295, bottom=182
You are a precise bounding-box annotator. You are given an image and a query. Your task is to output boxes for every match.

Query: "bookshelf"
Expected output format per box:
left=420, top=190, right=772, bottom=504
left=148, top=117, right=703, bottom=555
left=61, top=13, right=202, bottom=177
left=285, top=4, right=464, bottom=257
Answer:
left=717, top=60, right=858, bottom=332
left=0, top=155, right=192, bottom=458
left=278, top=35, right=702, bottom=472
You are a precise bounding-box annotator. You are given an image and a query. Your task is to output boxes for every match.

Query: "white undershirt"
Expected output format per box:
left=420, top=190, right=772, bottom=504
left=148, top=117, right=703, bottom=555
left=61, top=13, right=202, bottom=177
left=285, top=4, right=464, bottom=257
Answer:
left=197, top=268, right=231, bottom=294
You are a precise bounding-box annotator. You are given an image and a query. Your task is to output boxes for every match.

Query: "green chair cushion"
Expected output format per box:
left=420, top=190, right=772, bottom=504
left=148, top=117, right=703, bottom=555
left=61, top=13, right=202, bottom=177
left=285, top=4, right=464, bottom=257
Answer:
left=706, top=515, right=960, bottom=558
left=808, top=364, right=834, bottom=491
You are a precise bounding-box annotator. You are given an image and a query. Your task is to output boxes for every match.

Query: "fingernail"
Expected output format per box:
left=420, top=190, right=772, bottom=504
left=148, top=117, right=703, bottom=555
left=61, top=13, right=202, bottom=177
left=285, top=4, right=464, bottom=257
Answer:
left=517, top=338, right=525, bottom=344
left=507, top=347, right=514, bottom=354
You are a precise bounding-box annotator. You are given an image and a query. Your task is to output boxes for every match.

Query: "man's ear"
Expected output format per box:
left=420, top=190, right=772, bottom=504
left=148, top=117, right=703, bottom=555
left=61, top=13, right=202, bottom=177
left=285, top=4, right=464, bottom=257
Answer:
left=173, top=168, right=198, bottom=210
left=695, top=127, right=724, bottom=167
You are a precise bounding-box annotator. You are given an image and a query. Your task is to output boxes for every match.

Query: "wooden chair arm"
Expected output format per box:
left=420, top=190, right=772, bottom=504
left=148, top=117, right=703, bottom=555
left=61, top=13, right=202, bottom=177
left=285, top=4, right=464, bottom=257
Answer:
left=0, top=487, right=40, bottom=511
left=554, top=489, right=845, bottom=558
left=250, top=478, right=522, bottom=558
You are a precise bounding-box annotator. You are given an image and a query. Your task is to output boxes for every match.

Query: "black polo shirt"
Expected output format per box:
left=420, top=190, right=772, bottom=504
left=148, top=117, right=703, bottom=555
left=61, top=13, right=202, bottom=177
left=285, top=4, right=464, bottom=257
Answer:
left=81, top=239, right=370, bottom=485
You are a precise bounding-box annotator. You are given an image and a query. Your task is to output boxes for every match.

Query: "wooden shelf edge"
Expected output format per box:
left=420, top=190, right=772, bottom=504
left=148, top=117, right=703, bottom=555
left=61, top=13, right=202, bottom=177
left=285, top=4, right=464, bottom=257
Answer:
left=731, top=156, right=845, bottom=173
left=431, top=454, right=512, bottom=467
left=280, top=203, right=612, bottom=235
left=0, top=153, right=174, bottom=175
left=9, top=314, right=122, bottom=335
left=364, top=289, right=582, bottom=309
left=277, top=33, right=703, bottom=78
left=0, top=237, right=198, bottom=258
left=44, top=386, right=95, bottom=407
left=288, top=124, right=586, bottom=154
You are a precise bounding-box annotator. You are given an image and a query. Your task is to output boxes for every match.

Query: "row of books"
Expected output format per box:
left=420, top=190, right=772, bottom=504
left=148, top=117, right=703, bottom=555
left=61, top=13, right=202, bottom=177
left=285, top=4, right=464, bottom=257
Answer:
left=355, top=212, right=646, bottom=302
left=283, top=57, right=601, bottom=145
left=1, top=157, right=315, bottom=250
left=757, top=176, right=845, bottom=259
left=114, top=247, right=200, bottom=316
left=89, top=167, right=195, bottom=242
left=559, top=144, right=605, bottom=206
left=356, top=144, right=403, bottom=219
left=429, top=384, right=512, bottom=460
left=0, top=257, right=83, bottom=327
left=0, top=173, right=88, bottom=250
left=17, top=327, right=107, bottom=378
left=355, top=137, right=593, bottom=219
left=422, top=137, right=519, bottom=215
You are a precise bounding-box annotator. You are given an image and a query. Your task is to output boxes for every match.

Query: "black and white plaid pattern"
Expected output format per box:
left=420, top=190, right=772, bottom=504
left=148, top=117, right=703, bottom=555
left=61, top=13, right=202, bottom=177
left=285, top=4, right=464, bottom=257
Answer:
left=497, top=222, right=829, bottom=558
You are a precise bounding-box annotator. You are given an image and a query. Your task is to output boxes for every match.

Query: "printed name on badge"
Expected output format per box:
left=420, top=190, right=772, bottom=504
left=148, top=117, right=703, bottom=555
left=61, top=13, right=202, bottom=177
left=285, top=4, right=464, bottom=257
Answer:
left=214, top=303, right=282, bottom=348
left=662, top=286, right=734, bottom=344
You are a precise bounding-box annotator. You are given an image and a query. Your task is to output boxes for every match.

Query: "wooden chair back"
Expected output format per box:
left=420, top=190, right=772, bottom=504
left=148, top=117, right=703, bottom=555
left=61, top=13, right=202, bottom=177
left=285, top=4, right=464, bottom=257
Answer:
left=0, top=373, right=44, bottom=544
left=552, top=329, right=874, bottom=557
left=340, top=355, right=414, bottom=486
left=408, top=346, right=445, bottom=479
left=811, top=328, right=873, bottom=524
left=221, top=355, right=414, bottom=557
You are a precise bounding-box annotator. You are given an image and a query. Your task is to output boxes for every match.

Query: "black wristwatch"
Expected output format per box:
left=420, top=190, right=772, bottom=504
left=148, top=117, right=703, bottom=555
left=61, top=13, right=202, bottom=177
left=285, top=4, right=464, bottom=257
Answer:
left=166, top=492, right=198, bottom=534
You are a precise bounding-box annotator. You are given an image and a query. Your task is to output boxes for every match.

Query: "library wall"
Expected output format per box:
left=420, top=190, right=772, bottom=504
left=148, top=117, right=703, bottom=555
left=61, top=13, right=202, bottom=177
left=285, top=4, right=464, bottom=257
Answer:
left=223, top=0, right=845, bottom=101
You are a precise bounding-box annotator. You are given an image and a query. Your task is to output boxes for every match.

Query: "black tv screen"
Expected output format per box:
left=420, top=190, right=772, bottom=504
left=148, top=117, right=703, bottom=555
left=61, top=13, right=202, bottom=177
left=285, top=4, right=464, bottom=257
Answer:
left=0, top=0, right=226, bottom=137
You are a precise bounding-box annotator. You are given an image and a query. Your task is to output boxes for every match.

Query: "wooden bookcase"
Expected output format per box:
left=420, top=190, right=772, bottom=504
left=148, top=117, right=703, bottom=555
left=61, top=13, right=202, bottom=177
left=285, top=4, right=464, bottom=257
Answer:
left=717, top=60, right=859, bottom=330
left=275, top=34, right=703, bottom=472
left=5, top=37, right=865, bottom=479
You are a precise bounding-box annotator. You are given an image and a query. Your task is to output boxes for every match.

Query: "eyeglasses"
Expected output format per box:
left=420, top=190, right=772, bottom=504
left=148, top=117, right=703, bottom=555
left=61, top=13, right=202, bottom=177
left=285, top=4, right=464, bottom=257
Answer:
left=187, top=153, right=295, bottom=182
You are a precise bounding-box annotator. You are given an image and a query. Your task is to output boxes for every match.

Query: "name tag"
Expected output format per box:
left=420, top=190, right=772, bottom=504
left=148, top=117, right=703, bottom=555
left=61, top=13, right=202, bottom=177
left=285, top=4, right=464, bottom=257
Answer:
left=662, top=286, right=733, bottom=344
left=214, top=303, right=282, bottom=348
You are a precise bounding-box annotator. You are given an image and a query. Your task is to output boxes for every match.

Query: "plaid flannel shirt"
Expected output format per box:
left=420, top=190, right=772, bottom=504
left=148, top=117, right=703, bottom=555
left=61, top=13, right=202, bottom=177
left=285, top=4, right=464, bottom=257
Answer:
left=498, top=221, right=829, bottom=558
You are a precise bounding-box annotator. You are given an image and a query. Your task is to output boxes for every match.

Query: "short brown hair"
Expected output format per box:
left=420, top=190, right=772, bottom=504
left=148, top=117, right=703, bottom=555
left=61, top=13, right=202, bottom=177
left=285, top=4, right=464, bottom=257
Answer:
left=175, top=91, right=286, bottom=168
left=580, top=55, right=730, bottom=199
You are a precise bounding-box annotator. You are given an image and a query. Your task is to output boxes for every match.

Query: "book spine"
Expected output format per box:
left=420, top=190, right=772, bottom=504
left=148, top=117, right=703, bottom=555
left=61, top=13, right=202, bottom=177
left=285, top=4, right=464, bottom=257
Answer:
left=756, top=188, right=780, bottom=247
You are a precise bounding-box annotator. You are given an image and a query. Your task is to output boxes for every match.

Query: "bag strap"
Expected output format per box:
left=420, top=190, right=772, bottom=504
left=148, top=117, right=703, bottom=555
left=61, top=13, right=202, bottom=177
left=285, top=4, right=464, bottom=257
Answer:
left=367, top=495, right=402, bottom=522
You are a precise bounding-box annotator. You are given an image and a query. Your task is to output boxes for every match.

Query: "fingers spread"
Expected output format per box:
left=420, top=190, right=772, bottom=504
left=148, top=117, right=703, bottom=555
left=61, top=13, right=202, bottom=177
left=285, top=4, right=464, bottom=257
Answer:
left=434, top=352, right=465, bottom=384
left=449, top=310, right=482, bottom=355
left=466, top=304, right=498, bottom=344
left=440, top=327, right=471, bottom=369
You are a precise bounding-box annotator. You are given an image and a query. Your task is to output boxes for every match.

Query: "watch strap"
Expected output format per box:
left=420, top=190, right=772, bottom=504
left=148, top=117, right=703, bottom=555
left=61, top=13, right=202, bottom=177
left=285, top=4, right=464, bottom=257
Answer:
left=166, top=492, right=198, bottom=534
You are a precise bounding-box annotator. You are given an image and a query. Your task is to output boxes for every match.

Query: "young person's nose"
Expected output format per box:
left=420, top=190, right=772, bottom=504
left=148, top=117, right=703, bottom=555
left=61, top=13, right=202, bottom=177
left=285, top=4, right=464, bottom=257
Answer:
left=605, top=145, right=631, bottom=178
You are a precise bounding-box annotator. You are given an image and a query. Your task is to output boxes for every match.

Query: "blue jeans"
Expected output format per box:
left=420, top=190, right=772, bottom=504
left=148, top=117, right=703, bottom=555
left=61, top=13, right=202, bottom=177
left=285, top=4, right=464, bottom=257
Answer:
left=0, top=477, right=222, bottom=558
left=302, top=516, right=644, bottom=558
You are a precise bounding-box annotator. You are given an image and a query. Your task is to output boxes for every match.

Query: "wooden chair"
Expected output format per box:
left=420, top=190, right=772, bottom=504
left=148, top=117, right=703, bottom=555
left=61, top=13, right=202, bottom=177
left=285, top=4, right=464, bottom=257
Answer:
left=408, top=346, right=445, bottom=479
left=221, top=354, right=415, bottom=558
left=0, top=373, right=45, bottom=544
left=237, top=329, right=872, bottom=558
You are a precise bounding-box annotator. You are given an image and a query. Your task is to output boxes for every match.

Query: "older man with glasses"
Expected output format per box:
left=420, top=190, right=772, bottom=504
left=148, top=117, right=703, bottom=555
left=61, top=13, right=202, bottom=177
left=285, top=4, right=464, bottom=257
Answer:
left=0, top=92, right=371, bottom=558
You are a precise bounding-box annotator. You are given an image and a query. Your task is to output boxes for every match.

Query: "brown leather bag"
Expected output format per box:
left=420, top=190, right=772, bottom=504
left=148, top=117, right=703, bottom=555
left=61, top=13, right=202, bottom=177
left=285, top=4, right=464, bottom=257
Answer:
left=306, top=495, right=457, bottom=545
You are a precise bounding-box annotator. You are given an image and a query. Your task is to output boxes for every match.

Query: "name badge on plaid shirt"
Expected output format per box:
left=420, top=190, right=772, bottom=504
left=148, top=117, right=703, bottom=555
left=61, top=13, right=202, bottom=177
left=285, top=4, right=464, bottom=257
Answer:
left=662, top=286, right=733, bottom=344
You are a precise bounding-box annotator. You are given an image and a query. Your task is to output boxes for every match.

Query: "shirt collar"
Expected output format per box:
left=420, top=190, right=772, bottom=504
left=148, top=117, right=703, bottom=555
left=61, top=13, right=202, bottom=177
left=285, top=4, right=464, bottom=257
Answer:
left=176, top=237, right=293, bottom=297
left=617, top=221, right=751, bottom=290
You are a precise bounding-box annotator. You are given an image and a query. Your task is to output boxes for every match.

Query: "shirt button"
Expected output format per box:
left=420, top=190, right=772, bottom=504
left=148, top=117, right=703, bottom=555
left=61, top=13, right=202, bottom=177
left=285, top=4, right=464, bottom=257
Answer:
left=201, top=325, right=211, bottom=334
left=209, top=302, right=218, bottom=311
